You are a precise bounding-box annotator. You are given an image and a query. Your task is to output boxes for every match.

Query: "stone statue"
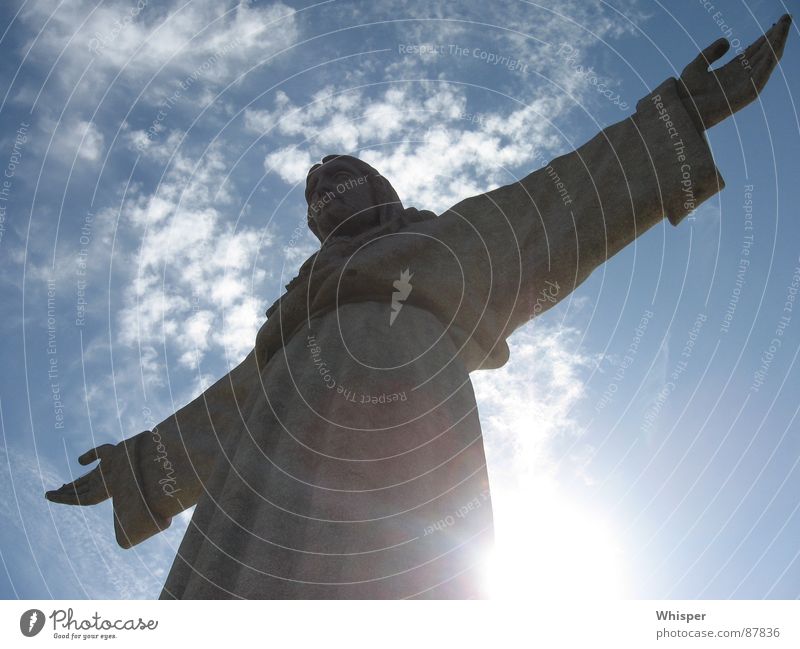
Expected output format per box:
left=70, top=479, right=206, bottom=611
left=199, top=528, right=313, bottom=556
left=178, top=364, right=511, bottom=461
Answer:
left=46, top=17, right=792, bottom=598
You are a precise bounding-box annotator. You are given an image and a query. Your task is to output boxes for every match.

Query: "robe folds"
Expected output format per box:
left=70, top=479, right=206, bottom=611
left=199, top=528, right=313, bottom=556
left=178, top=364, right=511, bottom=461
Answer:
left=106, top=77, right=724, bottom=598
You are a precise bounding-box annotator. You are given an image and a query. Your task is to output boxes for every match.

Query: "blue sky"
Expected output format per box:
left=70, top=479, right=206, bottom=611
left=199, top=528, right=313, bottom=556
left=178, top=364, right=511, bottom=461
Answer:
left=0, top=0, right=798, bottom=599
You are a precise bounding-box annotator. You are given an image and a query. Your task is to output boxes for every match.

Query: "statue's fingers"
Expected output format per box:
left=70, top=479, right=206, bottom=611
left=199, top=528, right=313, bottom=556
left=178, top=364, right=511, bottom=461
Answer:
left=69, top=476, right=91, bottom=493
left=749, top=53, right=778, bottom=94
left=56, top=478, right=90, bottom=495
left=45, top=488, right=83, bottom=505
left=45, top=478, right=109, bottom=506
left=692, top=37, right=730, bottom=72
left=724, top=15, right=790, bottom=78
left=751, top=16, right=792, bottom=63
left=49, top=489, right=107, bottom=506
left=78, top=443, right=115, bottom=466
left=45, top=482, right=88, bottom=504
left=768, top=14, right=792, bottom=61
left=45, top=466, right=102, bottom=499
left=738, top=33, right=766, bottom=65
left=82, top=468, right=113, bottom=503
left=748, top=44, right=775, bottom=78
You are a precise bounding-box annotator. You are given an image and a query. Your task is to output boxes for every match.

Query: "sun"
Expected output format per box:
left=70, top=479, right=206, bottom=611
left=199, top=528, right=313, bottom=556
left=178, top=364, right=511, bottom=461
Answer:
left=484, top=484, right=628, bottom=600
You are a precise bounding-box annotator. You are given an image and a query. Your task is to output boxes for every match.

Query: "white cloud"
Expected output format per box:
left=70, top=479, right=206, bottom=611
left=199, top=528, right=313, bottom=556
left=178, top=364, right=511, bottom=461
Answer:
left=39, top=118, right=106, bottom=165
left=117, top=137, right=272, bottom=376
left=76, top=120, right=105, bottom=161
left=242, top=0, right=646, bottom=215
left=245, top=83, right=570, bottom=213
left=20, top=1, right=299, bottom=95
left=264, top=146, right=314, bottom=185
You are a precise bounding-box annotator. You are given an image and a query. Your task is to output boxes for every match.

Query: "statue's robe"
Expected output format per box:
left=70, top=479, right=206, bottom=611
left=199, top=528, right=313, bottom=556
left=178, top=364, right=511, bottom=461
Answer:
left=107, top=78, right=724, bottom=598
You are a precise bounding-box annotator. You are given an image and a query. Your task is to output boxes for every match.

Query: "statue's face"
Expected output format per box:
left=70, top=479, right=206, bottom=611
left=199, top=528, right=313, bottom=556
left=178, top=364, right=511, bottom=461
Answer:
left=305, top=158, right=379, bottom=239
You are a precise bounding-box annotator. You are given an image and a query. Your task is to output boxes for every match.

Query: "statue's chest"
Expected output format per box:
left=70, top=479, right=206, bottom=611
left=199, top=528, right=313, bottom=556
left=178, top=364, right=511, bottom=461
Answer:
left=253, top=301, right=478, bottom=459
left=258, top=232, right=510, bottom=372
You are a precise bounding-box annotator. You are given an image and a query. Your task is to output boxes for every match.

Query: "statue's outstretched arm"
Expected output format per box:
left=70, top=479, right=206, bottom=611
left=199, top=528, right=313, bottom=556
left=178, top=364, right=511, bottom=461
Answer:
left=431, top=15, right=790, bottom=339
left=45, top=349, right=260, bottom=548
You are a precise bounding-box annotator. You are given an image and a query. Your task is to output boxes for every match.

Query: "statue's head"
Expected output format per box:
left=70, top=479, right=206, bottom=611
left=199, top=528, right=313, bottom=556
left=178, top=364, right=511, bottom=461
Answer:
left=305, top=154, right=404, bottom=242
left=267, top=152, right=435, bottom=314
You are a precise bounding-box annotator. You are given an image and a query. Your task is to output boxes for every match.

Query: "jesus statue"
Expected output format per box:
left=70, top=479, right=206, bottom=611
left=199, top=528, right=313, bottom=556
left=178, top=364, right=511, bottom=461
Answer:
left=46, top=16, right=792, bottom=599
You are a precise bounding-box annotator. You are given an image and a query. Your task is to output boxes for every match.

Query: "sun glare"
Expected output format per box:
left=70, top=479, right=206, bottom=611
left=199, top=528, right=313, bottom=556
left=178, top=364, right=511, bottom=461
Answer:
left=485, top=486, right=628, bottom=600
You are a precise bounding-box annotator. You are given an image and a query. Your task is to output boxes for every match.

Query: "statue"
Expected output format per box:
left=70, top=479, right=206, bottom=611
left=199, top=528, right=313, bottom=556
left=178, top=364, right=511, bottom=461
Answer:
left=46, top=17, right=793, bottom=598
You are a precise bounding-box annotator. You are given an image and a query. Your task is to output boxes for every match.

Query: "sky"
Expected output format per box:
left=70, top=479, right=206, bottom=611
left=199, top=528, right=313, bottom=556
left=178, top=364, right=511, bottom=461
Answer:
left=0, top=0, right=798, bottom=600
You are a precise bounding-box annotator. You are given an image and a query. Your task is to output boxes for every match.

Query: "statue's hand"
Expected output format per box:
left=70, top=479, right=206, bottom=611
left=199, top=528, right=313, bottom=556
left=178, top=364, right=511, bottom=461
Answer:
left=45, top=444, right=120, bottom=506
left=678, top=14, right=792, bottom=131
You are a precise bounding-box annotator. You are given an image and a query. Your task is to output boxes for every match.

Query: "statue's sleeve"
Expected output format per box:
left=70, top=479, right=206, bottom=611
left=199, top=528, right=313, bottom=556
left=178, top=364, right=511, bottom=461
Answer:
left=109, top=350, right=260, bottom=548
left=431, top=76, right=725, bottom=342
